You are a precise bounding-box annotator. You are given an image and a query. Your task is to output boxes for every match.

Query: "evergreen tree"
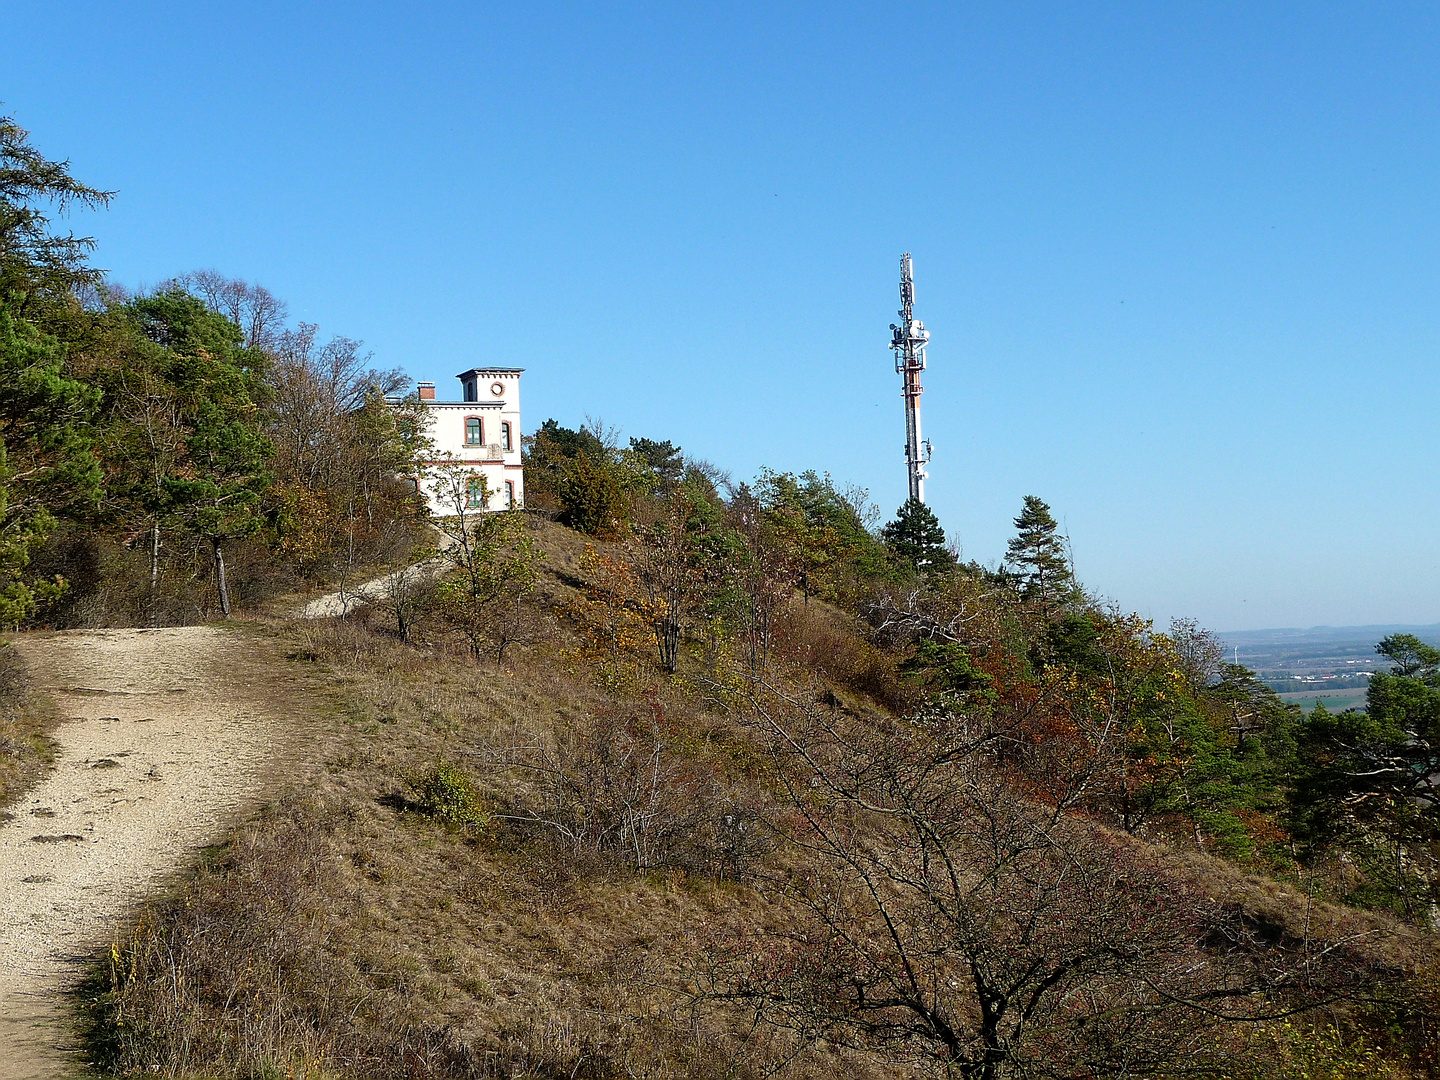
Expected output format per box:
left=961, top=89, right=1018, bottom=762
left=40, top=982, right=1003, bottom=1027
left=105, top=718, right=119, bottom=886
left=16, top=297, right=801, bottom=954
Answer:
left=109, top=289, right=273, bottom=617
left=628, top=437, right=684, bottom=493
left=1005, top=495, right=1075, bottom=605
left=0, top=112, right=107, bottom=623
left=0, top=110, right=113, bottom=301
left=0, top=301, right=101, bottom=623
left=528, top=418, right=605, bottom=472
left=558, top=450, right=627, bottom=537
left=1289, top=634, right=1440, bottom=917
left=882, top=498, right=954, bottom=574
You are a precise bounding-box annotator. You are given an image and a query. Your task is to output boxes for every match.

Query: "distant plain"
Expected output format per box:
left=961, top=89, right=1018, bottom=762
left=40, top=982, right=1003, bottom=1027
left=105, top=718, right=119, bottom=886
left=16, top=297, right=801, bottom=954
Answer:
left=1219, top=622, right=1440, bottom=713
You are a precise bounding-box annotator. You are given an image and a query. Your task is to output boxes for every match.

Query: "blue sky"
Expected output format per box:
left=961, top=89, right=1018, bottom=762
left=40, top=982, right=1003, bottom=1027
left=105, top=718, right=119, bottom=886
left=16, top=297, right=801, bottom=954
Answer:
left=6, top=2, right=1438, bottom=632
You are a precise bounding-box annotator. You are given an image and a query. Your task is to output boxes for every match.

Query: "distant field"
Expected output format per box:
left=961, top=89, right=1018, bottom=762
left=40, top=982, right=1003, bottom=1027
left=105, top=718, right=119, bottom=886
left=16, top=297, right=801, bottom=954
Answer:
left=1220, top=623, right=1440, bottom=683
left=1277, top=688, right=1368, bottom=712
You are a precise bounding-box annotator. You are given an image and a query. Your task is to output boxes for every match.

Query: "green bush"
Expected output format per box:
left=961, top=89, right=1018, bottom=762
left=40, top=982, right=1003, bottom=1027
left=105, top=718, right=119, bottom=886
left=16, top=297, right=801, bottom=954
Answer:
left=559, top=450, right=628, bottom=537
left=407, top=758, right=488, bottom=830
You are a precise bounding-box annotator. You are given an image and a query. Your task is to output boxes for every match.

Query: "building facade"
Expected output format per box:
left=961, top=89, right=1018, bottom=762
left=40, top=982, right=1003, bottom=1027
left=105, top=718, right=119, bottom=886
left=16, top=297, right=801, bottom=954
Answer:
left=415, top=367, right=524, bottom=516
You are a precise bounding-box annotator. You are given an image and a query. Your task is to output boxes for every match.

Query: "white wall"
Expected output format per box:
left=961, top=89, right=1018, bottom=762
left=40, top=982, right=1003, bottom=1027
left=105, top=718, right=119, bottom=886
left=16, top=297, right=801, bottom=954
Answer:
left=418, top=369, right=524, bottom=515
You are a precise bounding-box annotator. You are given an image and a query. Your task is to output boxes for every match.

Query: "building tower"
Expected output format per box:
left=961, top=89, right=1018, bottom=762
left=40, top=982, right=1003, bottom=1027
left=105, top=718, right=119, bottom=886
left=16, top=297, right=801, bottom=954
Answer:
left=889, top=253, right=932, bottom=503
left=409, top=368, right=525, bottom=516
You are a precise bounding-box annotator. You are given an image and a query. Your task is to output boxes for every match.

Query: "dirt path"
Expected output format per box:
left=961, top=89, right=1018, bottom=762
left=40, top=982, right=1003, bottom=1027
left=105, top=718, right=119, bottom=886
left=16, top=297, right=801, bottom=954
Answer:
left=0, top=627, right=296, bottom=1080
left=297, top=528, right=456, bottom=619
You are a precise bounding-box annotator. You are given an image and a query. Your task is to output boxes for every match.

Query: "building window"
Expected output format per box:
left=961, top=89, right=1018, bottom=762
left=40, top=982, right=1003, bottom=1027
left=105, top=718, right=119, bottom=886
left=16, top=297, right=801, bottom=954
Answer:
left=463, top=379, right=477, bottom=403
left=465, top=417, right=483, bottom=445
left=500, top=422, right=512, bottom=451
left=466, top=476, right=486, bottom=509
left=504, top=480, right=515, bottom=509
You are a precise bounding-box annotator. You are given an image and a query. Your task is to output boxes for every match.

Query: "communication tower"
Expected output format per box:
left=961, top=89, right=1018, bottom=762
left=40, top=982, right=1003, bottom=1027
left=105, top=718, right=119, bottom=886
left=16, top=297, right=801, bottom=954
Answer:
left=889, top=253, right=932, bottom=503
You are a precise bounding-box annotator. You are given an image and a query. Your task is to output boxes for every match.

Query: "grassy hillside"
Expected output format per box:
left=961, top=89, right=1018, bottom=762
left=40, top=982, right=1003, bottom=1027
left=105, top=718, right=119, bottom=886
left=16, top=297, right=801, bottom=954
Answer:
left=76, top=514, right=1440, bottom=1080
left=81, top=518, right=884, bottom=1078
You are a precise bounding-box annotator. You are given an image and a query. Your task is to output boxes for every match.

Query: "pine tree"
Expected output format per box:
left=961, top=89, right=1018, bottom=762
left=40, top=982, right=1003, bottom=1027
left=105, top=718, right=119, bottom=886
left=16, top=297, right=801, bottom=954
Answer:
left=882, top=498, right=954, bottom=575
left=0, top=110, right=113, bottom=299
left=0, top=113, right=107, bottom=624
left=628, top=437, right=685, bottom=493
left=1288, top=634, right=1440, bottom=916
left=114, top=289, right=273, bottom=617
left=1005, top=495, right=1075, bottom=605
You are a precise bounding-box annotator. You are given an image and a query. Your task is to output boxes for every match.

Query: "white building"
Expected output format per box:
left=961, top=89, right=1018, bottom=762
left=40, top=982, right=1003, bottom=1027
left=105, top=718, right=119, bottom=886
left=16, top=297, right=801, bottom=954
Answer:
left=416, top=367, right=524, bottom=515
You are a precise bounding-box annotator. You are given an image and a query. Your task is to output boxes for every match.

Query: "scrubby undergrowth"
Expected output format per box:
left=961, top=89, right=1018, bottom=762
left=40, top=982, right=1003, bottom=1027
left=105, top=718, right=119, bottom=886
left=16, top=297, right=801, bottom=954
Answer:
left=84, top=613, right=872, bottom=1079
left=77, top=516, right=1440, bottom=1079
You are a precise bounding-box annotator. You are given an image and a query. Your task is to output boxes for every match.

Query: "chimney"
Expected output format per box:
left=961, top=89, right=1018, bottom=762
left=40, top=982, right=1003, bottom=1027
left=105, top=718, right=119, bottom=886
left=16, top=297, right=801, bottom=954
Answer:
left=417, top=381, right=436, bottom=401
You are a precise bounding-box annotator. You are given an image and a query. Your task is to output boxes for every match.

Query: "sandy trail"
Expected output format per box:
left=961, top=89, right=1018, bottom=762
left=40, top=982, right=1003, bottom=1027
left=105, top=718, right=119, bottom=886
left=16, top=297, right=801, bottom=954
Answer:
left=297, top=527, right=456, bottom=619
left=0, top=627, right=290, bottom=1080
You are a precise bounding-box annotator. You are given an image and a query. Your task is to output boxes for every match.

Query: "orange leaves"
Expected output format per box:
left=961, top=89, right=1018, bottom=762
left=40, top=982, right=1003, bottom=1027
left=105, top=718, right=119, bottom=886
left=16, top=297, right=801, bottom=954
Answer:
left=563, top=544, right=657, bottom=688
left=272, top=481, right=338, bottom=569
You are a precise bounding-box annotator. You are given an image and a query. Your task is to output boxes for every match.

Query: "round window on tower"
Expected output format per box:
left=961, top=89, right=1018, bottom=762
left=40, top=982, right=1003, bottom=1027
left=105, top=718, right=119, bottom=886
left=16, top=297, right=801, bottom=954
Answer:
left=491, top=381, right=505, bottom=397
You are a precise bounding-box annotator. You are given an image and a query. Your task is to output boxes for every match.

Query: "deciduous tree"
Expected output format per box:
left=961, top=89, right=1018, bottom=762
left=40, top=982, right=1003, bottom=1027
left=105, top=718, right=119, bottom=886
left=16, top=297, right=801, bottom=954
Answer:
left=167, top=270, right=289, bottom=353
left=631, top=490, right=716, bottom=674
left=711, top=681, right=1370, bottom=1080
left=429, top=465, right=540, bottom=660
left=727, top=487, right=799, bottom=670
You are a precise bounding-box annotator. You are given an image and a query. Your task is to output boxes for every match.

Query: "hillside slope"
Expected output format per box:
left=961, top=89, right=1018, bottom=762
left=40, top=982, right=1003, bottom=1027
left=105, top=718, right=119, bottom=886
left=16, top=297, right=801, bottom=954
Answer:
left=16, top=514, right=1437, bottom=1080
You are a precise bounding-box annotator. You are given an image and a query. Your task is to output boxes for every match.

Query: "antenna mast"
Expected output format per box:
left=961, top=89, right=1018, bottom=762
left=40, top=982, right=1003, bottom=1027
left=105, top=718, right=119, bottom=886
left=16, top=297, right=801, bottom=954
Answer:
left=889, top=253, right=931, bottom=503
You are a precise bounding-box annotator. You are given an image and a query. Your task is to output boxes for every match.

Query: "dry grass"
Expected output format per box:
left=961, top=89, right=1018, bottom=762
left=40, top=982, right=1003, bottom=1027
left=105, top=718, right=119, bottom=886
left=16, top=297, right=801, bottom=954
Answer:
left=771, top=600, right=915, bottom=713
left=1169, top=847, right=1440, bottom=1071
left=73, top=518, right=1440, bottom=1079
left=0, top=639, right=58, bottom=810
left=82, top=602, right=888, bottom=1079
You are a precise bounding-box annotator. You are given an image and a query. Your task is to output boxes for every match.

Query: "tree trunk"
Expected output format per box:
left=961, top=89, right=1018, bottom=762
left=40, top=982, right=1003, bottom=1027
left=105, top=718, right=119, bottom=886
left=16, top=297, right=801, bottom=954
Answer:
left=149, top=521, right=161, bottom=626
left=657, top=617, right=679, bottom=674
left=212, top=538, right=232, bottom=618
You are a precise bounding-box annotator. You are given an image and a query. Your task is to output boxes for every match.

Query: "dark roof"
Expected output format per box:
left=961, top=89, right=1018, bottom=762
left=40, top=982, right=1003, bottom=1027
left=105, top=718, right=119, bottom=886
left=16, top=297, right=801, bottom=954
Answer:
left=455, top=367, right=524, bottom=377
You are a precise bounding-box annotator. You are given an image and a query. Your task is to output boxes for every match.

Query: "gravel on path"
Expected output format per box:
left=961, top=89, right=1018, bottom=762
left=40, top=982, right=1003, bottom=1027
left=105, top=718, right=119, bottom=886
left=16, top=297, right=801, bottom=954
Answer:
left=297, top=528, right=457, bottom=619
left=0, top=627, right=287, bottom=1080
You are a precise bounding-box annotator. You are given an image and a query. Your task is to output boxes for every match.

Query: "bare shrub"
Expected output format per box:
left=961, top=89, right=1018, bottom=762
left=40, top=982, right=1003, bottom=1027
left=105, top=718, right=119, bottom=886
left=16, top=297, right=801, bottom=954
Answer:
left=487, top=709, right=766, bottom=879
left=708, top=681, right=1385, bottom=1080
left=493, top=710, right=705, bottom=870
left=862, top=572, right=1004, bottom=650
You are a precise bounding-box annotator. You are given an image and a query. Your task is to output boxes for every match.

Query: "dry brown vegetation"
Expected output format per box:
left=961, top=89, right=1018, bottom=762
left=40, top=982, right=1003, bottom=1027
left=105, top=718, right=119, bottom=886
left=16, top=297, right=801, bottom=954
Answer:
left=5, top=121, right=1437, bottom=1075
left=84, top=569, right=885, bottom=1077
left=76, top=516, right=1440, bottom=1079
left=0, top=640, right=56, bottom=808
